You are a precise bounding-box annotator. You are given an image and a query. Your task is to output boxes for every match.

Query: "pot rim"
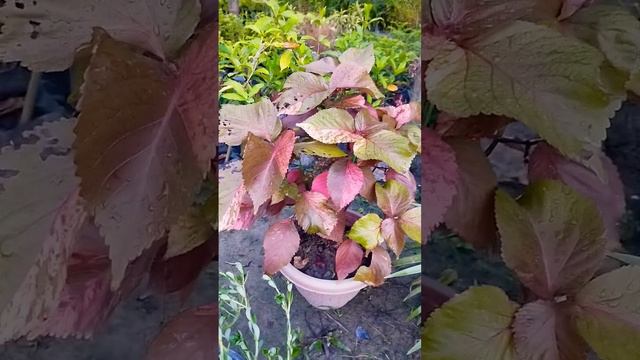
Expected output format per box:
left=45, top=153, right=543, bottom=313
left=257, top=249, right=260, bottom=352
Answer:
left=280, top=263, right=367, bottom=295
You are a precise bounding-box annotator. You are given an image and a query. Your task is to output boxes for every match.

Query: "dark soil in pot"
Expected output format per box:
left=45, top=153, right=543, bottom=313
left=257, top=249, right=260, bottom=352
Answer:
left=290, top=230, right=370, bottom=281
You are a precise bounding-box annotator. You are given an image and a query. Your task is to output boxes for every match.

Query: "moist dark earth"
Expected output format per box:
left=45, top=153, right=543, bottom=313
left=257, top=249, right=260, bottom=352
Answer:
left=292, top=227, right=369, bottom=281
left=294, top=232, right=341, bottom=280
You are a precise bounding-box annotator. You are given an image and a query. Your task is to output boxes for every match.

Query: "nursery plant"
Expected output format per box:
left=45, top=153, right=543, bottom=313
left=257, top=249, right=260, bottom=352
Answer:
left=334, top=27, right=420, bottom=95
left=219, top=45, right=422, bottom=294
left=0, top=0, right=217, bottom=356
left=422, top=0, right=640, bottom=359
left=219, top=0, right=317, bottom=101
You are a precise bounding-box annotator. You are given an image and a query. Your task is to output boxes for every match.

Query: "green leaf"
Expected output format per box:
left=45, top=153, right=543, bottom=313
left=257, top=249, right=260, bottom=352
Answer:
left=353, top=130, right=415, bottom=173
left=422, top=286, right=519, bottom=360
left=426, top=20, right=623, bottom=162
left=574, top=266, right=640, bottom=360
left=496, top=180, right=606, bottom=299
left=280, top=49, right=293, bottom=70
left=165, top=205, right=214, bottom=259
left=347, top=213, right=383, bottom=250
left=224, top=80, right=249, bottom=98
left=298, top=108, right=361, bottom=144
left=400, top=207, right=421, bottom=243
left=387, top=265, right=420, bottom=278
left=293, top=141, right=347, bottom=158
left=407, top=340, right=421, bottom=355
left=563, top=5, right=640, bottom=96
left=248, top=83, right=265, bottom=97
left=221, top=93, right=247, bottom=101
left=375, top=180, right=412, bottom=217
left=607, top=252, right=640, bottom=266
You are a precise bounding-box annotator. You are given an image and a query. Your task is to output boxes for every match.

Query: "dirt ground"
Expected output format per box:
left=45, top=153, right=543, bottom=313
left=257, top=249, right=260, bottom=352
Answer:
left=220, top=215, right=420, bottom=360
left=0, top=263, right=217, bottom=360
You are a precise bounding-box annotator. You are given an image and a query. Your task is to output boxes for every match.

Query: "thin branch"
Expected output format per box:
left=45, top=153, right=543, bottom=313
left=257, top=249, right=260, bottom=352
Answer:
left=20, top=71, right=41, bottom=126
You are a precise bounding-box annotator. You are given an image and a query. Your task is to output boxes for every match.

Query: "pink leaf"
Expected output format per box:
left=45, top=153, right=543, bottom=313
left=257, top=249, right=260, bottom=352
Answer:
left=444, top=138, right=498, bottom=248
left=335, top=95, right=366, bottom=109
left=386, top=169, right=417, bottom=197
left=146, top=304, right=216, bottom=360
left=294, top=191, right=338, bottom=235
left=426, top=0, right=535, bottom=40
left=263, top=219, right=301, bottom=275
left=558, top=0, right=593, bottom=20
left=219, top=162, right=261, bottom=231
left=319, top=211, right=346, bottom=243
left=381, top=218, right=405, bottom=257
left=339, top=45, right=375, bottom=73
left=311, top=171, right=331, bottom=198
left=375, top=180, right=413, bottom=218
left=220, top=98, right=281, bottom=145
left=328, top=159, right=364, bottom=209
left=335, top=240, right=364, bottom=280
left=149, top=235, right=216, bottom=295
left=281, top=109, right=317, bottom=129
left=276, top=72, right=331, bottom=115
left=359, top=166, right=377, bottom=202
left=528, top=143, right=624, bottom=250
left=422, top=129, right=459, bottom=238
left=74, top=27, right=216, bottom=288
left=0, top=119, right=85, bottom=342
left=330, top=62, right=383, bottom=98
left=30, top=220, right=163, bottom=339
left=0, top=0, right=200, bottom=71
left=435, top=112, right=512, bottom=139
left=514, top=301, right=587, bottom=360
left=304, top=57, right=338, bottom=75
left=381, top=103, right=420, bottom=128
left=353, top=246, right=391, bottom=286
left=286, top=168, right=302, bottom=184
left=243, top=130, right=296, bottom=209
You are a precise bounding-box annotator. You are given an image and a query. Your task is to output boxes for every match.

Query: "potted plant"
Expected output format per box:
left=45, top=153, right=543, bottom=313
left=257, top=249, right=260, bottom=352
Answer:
left=219, top=45, right=422, bottom=309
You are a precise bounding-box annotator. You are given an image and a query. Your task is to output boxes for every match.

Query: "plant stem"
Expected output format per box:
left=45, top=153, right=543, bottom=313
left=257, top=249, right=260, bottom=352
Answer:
left=20, top=71, right=41, bottom=126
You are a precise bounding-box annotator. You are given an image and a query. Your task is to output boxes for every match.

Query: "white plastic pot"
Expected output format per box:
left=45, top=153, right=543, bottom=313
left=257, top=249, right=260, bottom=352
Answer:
left=280, top=263, right=367, bottom=310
